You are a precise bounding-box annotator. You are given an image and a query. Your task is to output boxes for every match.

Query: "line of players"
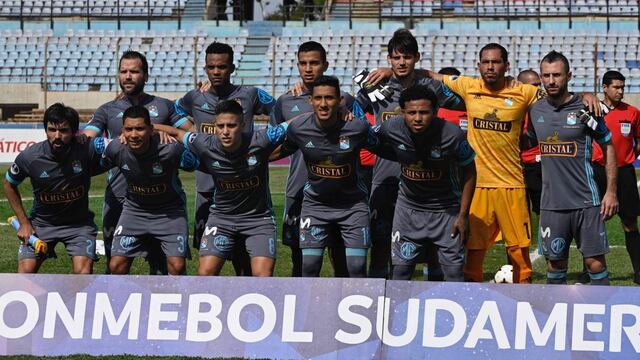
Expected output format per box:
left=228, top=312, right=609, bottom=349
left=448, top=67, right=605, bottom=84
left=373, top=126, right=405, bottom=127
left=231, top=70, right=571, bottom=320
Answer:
left=4, top=29, right=639, bottom=285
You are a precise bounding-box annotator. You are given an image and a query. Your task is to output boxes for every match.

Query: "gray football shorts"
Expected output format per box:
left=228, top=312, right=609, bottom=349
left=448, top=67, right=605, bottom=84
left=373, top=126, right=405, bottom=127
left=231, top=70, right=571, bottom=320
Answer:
left=299, top=200, right=371, bottom=249
left=538, top=206, right=609, bottom=260
left=18, top=221, right=98, bottom=261
left=282, top=196, right=302, bottom=248
left=111, top=208, right=190, bottom=259
left=390, top=205, right=464, bottom=266
left=199, top=213, right=277, bottom=260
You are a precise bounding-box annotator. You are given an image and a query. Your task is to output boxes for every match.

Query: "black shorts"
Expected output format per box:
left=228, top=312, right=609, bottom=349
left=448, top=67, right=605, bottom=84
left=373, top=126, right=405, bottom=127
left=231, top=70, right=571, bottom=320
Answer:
left=593, top=163, right=640, bottom=221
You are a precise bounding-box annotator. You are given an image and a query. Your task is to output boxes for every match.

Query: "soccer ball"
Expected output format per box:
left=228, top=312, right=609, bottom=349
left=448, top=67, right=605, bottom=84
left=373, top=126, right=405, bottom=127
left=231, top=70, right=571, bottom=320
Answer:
left=494, top=265, right=514, bottom=284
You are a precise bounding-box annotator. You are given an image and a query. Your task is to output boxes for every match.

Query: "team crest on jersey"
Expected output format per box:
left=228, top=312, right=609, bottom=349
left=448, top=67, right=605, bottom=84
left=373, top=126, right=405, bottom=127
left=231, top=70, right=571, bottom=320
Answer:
left=339, top=136, right=350, bottom=150
left=566, top=112, right=577, bottom=125
left=246, top=154, right=258, bottom=166
left=621, top=122, right=631, bottom=136
left=430, top=146, right=442, bottom=159
left=152, top=162, right=163, bottom=175
left=504, top=98, right=513, bottom=107
left=146, top=105, right=159, bottom=118
left=72, top=160, right=83, bottom=174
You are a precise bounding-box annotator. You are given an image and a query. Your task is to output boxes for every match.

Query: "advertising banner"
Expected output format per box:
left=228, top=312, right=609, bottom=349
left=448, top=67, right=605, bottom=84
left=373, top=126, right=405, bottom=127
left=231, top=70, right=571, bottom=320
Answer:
left=0, top=129, right=45, bottom=163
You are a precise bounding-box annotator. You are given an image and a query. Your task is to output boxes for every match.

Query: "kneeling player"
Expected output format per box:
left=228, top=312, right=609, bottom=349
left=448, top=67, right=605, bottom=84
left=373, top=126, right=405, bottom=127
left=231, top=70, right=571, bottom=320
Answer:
left=155, top=100, right=288, bottom=276
left=3, top=103, right=104, bottom=273
left=527, top=52, right=618, bottom=285
left=101, top=106, right=197, bottom=275
left=374, top=86, right=476, bottom=281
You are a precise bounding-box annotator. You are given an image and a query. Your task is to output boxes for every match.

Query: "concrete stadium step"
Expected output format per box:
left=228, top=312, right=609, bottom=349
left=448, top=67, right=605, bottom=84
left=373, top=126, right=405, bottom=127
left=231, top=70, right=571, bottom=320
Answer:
left=236, top=35, right=271, bottom=86
left=182, top=0, right=205, bottom=20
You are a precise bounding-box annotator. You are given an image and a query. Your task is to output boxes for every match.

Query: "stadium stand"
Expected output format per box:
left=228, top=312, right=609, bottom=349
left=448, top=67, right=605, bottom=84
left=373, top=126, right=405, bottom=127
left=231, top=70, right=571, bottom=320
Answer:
left=0, top=0, right=185, bottom=18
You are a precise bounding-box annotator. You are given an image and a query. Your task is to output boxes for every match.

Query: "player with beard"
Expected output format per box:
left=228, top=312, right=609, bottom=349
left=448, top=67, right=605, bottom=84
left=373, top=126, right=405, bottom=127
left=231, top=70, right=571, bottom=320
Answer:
left=526, top=51, right=617, bottom=285
left=84, top=50, right=191, bottom=275
left=176, top=42, right=275, bottom=276
left=4, top=103, right=106, bottom=273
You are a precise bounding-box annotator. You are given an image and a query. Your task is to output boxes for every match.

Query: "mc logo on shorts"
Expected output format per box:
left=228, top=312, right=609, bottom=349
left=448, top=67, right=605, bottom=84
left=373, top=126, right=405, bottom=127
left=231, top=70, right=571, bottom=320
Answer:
left=119, top=236, right=136, bottom=250
left=400, top=242, right=417, bottom=260
left=550, top=237, right=566, bottom=255
left=213, top=234, right=232, bottom=252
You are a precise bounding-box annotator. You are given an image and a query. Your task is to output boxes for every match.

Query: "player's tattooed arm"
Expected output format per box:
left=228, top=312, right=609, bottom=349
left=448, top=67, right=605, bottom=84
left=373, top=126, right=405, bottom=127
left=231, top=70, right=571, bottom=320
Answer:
left=600, top=141, right=619, bottom=220
left=3, top=179, right=35, bottom=245
left=451, top=161, right=476, bottom=244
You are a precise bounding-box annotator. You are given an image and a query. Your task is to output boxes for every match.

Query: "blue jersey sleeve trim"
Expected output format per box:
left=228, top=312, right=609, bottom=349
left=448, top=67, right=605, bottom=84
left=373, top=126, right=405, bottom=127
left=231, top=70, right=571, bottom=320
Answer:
left=183, top=132, right=193, bottom=151
left=459, top=152, right=476, bottom=167
left=596, top=132, right=612, bottom=144
left=83, top=125, right=103, bottom=134
left=173, top=117, right=189, bottom=128
left=5, top=172, right=21, bottom=186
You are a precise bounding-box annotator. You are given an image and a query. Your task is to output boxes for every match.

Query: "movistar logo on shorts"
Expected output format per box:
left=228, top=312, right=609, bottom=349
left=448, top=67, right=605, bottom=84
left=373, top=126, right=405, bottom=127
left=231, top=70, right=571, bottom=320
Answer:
left=39, top=186, right=85, bottom=204
left=308, top=157, right=351, bottom=179
left=129, top=183, right=167, bottom=195
left=401, top=162, right=442, bottom=181
left=217, top=176, right=260, bottom=191
left=540, top=131, right=577, bottom=157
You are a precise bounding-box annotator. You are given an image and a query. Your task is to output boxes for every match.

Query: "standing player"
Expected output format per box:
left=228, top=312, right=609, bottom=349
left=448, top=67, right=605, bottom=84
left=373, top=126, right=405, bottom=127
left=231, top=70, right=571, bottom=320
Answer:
left=155, top=100, right=289, bottom=276
left=101, top=106, right=197, bottom=275
left=271, top=41, right=353, bottom=277
left=374, top=86, right=476, bottom=281
left=4, top=103, right=105, bottom=274
left=84, top=50, right=191, bottom=275
left=176, top=42, right=274, bottom=276
left=354, top=29, right=465, bottom=279
left=518, top=69, right=543, bottom=216
left=591, top=70, right=640, bottom=284
left=280, top=76, right=379, bottom=278
left=526, top=51, right=618, bottom=285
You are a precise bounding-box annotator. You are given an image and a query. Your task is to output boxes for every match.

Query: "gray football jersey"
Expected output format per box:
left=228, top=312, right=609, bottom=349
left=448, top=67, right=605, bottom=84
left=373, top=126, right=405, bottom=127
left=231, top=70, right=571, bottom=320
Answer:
left=5, top=137, right=105, bottom=226
left=271, top=88, right=354, bottom=198
left=183, top=124, right=287, bottom=219
left=376, top=116, right=475, bottom=210
left=100, top=135, right=198, bottom=212
left=86, top=94, right=188, bottom=199
left=280, top=112, right=378, bottom=206
left=176, top=85, right=275, bottom=192
left=527, top=95, right=612, bottom=210
left=354, top=75, right=465, bottom=186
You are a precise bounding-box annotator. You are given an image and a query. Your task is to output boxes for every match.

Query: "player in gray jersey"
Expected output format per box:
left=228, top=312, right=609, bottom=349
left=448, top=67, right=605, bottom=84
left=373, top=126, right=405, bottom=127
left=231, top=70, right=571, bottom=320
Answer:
left=373, top=86, right=476, bottom=281
left=353, top=29, right=465, bottom=279
left=279, top=76, right=381, bottom=278
left=271, top=41, right=355, bottom=277
left=175, top=42, right=275, bottom=260
left=84, top=50, right=191, bottom=275
left=526, top=51, right=618, bottom=285
left=4, top=103, right=105, bottom=274
left=100, top=106, right=198, bottom=276
left=155, top=100, right=288, bottom=277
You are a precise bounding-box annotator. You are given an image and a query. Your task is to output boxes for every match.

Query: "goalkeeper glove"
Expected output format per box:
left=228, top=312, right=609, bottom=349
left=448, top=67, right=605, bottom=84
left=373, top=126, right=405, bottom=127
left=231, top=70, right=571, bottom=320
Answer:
left=353, top=68, right=394, bottom=103
left=578, top=109, right=599, bottom=131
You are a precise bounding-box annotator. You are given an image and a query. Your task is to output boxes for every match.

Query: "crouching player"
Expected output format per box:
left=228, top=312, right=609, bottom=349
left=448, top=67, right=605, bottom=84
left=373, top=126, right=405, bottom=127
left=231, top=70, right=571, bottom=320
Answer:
left=101, top=105, right=198, bottom=275
left=374, top=86, right=476, bottom=281
left=3, top=103, right=105, bottom=273
left=154, top=100, right=289, bottom=276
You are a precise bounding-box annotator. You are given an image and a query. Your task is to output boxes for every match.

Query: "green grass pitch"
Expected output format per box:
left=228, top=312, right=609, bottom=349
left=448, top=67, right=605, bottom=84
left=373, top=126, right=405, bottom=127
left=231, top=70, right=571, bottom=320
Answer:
left=0, top=165, right=637, bottom=360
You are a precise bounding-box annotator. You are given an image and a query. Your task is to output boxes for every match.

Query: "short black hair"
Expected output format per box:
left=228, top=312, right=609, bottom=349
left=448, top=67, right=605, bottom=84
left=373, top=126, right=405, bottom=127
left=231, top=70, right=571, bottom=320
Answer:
left=541, top=50, right=570, bottom=74
left=119, top=50, right=149, bottom=75
left=122, top=105, right=151, bottom=125
left=298, top=41, right=327, bottom=63
left=387, top=28, right=419, bottom=56
left=438, top=67, right=461, bottom=76
left=399, top=85, right=439, bottom=112
left=603, top=70, right=625, bottom=86
left=310, top=75, right=341, bottom=97
left=517, top=69, right=540, bottom=82
left=214, top=100, right=244, bottom=124
left=44, top=103, right=79, bottom=134
left=205, top=42, right=234, bottom=64
left=479, top=43, right=508, bottom=63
